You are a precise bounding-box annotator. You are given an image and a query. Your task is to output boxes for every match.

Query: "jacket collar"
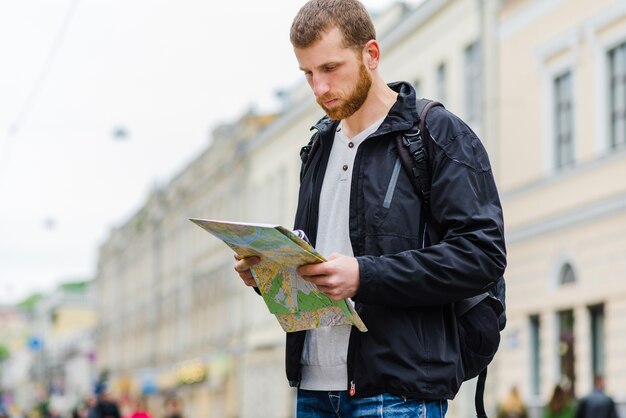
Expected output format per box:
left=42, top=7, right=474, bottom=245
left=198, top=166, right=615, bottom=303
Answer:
left=311, top=81, right=418, bottom=138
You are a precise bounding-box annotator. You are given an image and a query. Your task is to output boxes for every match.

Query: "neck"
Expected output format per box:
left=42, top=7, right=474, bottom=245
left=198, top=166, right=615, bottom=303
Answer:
left=341, top=77, right=397, bottom=138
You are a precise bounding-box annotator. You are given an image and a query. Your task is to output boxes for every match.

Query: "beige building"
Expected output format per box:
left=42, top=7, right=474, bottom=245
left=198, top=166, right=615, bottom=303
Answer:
left=495, top=0, right=626, bottom=416
left=95, top=112, right=283, bottom=417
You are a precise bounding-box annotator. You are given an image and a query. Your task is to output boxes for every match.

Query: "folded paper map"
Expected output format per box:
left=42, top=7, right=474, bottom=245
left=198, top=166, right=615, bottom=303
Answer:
left=190, top=218, right=367, bottom=333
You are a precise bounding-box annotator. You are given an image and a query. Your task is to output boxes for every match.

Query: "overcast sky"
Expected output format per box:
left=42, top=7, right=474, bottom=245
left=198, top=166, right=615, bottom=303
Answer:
left=0, top=0, right=421, bottom=304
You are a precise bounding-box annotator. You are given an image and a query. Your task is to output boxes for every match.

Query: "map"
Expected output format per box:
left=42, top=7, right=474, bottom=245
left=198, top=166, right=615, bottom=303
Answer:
left=190, top=218, right=367, bottom=333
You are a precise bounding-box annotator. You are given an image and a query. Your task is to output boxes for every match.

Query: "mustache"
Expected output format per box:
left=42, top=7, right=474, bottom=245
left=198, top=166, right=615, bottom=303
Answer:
left=316, top=94, right=337, bottom=104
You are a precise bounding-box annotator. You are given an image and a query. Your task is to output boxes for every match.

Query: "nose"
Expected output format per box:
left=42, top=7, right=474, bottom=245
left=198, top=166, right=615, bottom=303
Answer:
left=311, top=74, right=330, bottom=98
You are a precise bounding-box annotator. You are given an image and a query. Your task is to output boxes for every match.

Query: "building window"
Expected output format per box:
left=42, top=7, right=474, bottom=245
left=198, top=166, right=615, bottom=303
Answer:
left=529, top=314, right=541, bottom=396
left=558, top=309, right=576, bottom=395
left=589, top=304, right=605, bottom=378
left=608, top=41, right=626, bottom=149
left=559, top=262, right=577, bottom=286
left=464, top=41, right=482, bottom=127
left=554, top=71, right=574, bottom=169
left=436, top=62, right=447, bottom=103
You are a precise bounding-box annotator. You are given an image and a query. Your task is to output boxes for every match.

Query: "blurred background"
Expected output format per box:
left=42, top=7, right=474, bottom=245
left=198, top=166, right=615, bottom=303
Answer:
left=1, top=0, right=625, bottom=417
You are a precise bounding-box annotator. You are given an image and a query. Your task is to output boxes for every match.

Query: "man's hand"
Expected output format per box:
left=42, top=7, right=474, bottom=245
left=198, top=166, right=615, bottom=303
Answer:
left=233, top=254, right=261, bottom=287
left=296, top=253, right=360, bottom=301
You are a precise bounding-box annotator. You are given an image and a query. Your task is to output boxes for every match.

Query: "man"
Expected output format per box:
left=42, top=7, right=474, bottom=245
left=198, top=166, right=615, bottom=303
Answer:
left=234, top=0, right=506, bottom=416
left=94, top=385, right=121, bottom=418
left=574, top=375, right=619, bottom=418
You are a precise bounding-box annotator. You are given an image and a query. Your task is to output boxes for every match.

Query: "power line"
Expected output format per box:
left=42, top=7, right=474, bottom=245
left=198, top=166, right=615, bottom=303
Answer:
left=0, top=0, right=81, bottom=185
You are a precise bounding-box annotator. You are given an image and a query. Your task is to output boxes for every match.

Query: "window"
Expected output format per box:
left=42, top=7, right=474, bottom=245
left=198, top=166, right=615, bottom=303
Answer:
left=554, top=71, right=574, bottom=168
left=559, top=262, right=577, bottom=286
left=589, top=304, right=605, bottom=378
left=436, top=63, right=447, bottom=103
left=464, top=41, right=482, bottom=127
left=608, top=42, right=626, bottom=149
left=529, top=314, right=541, bottom=396
left=558, top=309, right=576, bottom=395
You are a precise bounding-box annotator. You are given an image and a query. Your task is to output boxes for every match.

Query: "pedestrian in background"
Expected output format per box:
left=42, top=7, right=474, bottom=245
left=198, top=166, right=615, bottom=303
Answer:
left=128, top=397, right=152, bottom=418
left=497, top=386, right=528, bottom=418
left=574, top=375, right=619, bottom=418
left=543, top=383, right=575, bottom=418
left=163, top=397, right=182, bottom=418
left=95, top=385, right=121, bottom=418
left=85, top=394, right=98, bottom=418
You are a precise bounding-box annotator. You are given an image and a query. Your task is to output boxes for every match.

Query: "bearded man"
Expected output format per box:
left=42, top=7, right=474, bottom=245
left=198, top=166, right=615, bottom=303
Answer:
left=234, top=0, right=506, bottom=416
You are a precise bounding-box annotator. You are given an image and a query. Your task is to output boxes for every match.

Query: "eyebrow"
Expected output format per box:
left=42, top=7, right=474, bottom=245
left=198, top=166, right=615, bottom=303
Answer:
left=299, top=61, right=343, bottom=72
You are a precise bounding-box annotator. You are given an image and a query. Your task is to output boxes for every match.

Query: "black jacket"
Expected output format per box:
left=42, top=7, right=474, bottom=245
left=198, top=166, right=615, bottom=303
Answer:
left=575, top=389, right=619, bottom=418
left=288, top=82, right=506, bottom=400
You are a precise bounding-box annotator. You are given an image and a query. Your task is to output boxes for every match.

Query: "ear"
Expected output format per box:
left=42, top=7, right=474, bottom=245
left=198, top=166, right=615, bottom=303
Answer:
left=362, top=40, right=381, bottom=70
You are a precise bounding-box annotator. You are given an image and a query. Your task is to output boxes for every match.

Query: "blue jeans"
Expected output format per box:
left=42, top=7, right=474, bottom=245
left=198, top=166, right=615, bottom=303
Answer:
left=296, top=389, right=448, bottom=417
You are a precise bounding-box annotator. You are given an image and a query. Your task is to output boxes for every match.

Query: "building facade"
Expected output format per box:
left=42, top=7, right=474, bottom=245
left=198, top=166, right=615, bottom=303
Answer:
left=94, top=112, right=286, bottom=417
left=495, top=0, right=626, bottom=416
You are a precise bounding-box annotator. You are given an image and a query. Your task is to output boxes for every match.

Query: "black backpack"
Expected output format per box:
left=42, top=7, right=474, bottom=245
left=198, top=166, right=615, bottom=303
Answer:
left=299, top=99, right=507, bottom=418
left=397, top=99, right=506, bottom=418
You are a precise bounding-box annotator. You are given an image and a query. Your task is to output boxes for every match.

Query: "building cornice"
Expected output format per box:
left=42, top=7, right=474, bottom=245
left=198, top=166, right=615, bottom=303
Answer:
left=507, top=191, right=626, bottom=243
left=501, top=147, right=626, bottom=200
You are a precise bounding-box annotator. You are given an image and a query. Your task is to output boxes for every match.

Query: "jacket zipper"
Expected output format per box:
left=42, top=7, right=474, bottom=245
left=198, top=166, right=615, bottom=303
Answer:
left=382, top=157, right=402, bottom=209
left=350, top=380, right=356, bottom=396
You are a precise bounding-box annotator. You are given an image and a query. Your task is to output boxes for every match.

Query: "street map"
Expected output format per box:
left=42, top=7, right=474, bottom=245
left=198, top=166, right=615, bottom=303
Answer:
left=190, top=218, right=367, bottom=333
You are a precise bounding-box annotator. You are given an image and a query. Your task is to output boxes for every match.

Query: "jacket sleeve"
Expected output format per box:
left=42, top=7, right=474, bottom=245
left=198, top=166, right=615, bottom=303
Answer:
left=354, top=106, right=507, bottom=307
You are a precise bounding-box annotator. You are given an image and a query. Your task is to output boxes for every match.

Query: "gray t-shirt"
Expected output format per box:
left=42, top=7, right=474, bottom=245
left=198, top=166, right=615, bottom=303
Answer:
left=300, top=116, right=385, bottom=390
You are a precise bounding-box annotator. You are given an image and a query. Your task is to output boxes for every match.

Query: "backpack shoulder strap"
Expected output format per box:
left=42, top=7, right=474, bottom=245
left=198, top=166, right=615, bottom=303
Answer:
left=395, top=99, right=443, bottom=208
left=394, top=99, right=443, bottom=239
left=475, top=368, right=488, bottom=418
left=300, top=130, right=320, bottom=181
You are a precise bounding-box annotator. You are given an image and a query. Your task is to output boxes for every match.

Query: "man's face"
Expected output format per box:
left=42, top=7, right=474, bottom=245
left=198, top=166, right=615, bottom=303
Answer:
left=295, top=27, right=372, bottom=120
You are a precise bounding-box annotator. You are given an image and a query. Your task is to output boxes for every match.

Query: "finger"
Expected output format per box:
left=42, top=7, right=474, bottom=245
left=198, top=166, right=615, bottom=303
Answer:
left=234, top=253, right=260, bottom=263
left=242, top=276, right=256, bottom=287
left=242, top=256, right=261, bottom=266
left=234, top=261, right=246, bottom=273
left=237, top=269, right=257, bottom=286
left=234, top=257, right=260, bottom=273
left=297, top=262, right=327, bottom=277
left=238, top=269, right=252, bottom=278
left=301, top=274, right=330, bottom=288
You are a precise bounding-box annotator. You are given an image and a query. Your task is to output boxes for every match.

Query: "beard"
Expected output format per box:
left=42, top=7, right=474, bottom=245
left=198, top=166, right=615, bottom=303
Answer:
left=317, top=61, right=372, bottom=120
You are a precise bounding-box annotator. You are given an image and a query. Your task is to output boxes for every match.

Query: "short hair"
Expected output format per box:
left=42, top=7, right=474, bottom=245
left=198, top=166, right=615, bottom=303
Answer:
left=290, top=0, right=376, bottom=51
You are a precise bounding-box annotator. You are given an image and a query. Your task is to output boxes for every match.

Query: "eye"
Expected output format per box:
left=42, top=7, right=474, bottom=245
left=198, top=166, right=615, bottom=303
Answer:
left=322, top=65, right=337, bottom=73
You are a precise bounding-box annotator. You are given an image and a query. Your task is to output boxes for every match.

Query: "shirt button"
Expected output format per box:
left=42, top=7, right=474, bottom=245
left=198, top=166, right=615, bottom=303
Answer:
left=342, top=165, right=348, bottom=171
left=348, top=142, right=354, bottom=148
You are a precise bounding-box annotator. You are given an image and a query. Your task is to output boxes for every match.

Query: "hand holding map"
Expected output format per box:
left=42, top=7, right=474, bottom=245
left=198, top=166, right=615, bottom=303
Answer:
left=190, top=218, right=367, bottom=333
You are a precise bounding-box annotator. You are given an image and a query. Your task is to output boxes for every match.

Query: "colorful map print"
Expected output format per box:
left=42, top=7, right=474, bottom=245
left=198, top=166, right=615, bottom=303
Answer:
left=190, top=219, right=367, bottom=333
